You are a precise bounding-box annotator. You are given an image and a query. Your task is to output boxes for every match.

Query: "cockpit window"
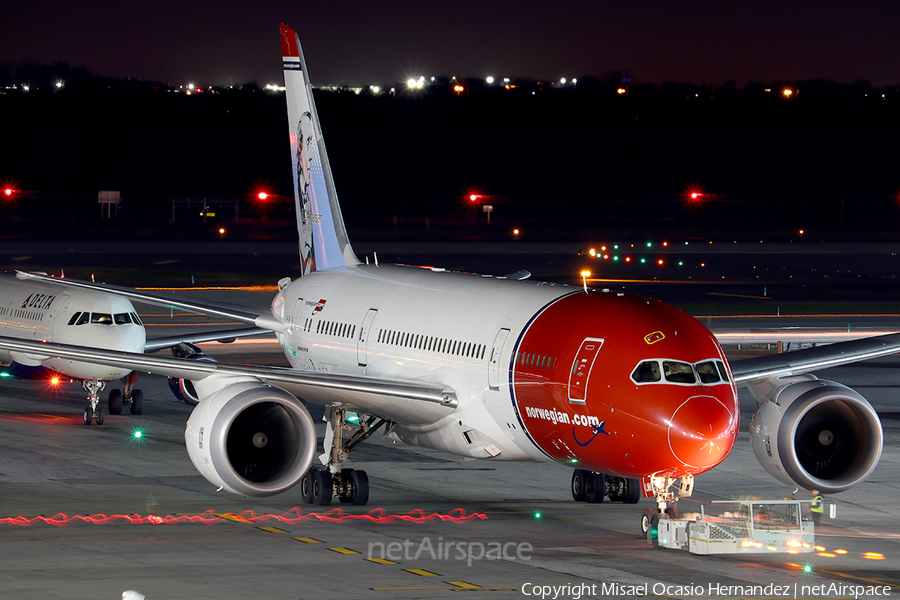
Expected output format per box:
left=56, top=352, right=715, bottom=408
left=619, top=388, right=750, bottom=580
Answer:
left=631, top=361, right=661, bottom=383
left=716, top=361, right=730, bottom=382
left=114, top=313, right=132, bottom=325
left=91, top=313, right=113, bottom=325
left=631, top=358, right=730, bottom=386
left=131, top=312, right=144, bottom=326
left=663, top=361, right=696, bottom=384
left=68, top=312, right=82, bottom=326
left=696, top=361, right=720, bottom=384
left=75, top=312, right=90, bottom=326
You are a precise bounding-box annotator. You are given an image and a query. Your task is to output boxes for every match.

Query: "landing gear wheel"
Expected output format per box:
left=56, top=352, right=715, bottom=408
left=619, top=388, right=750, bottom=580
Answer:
left=608, top=476, right=641, bottom=503
left=83, top=407, right=92, bottom=425
left=665, top=505, right=680, bottom=519
left=349, top=470, right=369, bottom=506
left=571, top=469, right=587, bottom=501
left=108, top=389, right=123, bottom=415
left=648, top=512, right=662, bottom=549
left=621, top=478, right=640, bottom=504
left=130, top=389, right=143, bottom=415
left=300, top=470, right=314, bottom=504
left=640, top=508, right=657, bottom=536
left=584, top=472, right=605, bottom=503
left=96, top=409, right=104, bottom=426
left=338, top=468, right=355, bottom=504
left=311, top=469, right=333, bottom=506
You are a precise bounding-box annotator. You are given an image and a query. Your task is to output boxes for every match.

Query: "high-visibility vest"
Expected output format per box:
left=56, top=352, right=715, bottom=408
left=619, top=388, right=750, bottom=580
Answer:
left=811, top=495, right=824, bottom=513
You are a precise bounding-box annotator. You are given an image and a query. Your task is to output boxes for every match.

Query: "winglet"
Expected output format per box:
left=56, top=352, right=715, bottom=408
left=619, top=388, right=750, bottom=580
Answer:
left=280, top=24, right=360, bottom=275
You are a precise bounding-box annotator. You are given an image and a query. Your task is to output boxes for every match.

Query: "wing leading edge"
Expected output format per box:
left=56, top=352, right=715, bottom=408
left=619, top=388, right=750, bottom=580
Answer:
left=729, top=331, right=900, bottom=385
left=0, top=335, right=457, bottom=425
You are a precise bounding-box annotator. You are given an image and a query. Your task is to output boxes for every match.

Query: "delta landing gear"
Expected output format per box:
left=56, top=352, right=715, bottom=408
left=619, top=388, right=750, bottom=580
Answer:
left=299, top=406, right=391, bottom=506
left=82, top=379, right=106, bottom=425
left=570, top=469, right=641, bottom=504
left=106, top=372, right=144, bottom=416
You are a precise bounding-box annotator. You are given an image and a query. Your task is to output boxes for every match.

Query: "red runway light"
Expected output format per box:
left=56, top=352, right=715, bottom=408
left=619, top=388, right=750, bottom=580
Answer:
left=257, top=192, right=268, bottom=200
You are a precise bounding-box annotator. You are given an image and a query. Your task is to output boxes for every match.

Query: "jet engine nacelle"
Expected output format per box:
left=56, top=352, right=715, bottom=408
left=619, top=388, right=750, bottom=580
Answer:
left=184, top=381, right=317, bottom=496
left=168, top=344, right=216, bottom=405
left=749, top=376, right=883, bottom=494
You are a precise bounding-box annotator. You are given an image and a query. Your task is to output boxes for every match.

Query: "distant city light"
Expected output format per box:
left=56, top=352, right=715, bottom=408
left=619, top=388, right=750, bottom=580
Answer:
left=560, top=78, right=567, bottom=85
left=407, top=77, right=425, bottom=90
left=370, top=85, right=381, bottom=94
left=617, top=88, right=627, bottom=95
left=783, top=89, right=793, bottom=97
left=264, top=84, right=286, bottom=92
left=486, top=76, right=495, bottom=84
left=55, top=80, right=64, bottom=89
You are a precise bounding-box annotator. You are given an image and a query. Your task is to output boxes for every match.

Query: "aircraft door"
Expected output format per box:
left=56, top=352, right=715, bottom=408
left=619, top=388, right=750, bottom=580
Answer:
left=357, top=309, right=378, bottom=367
left=568, top=337, right=604, bottom=404
left=488, top=328, right=510, bottom=390
left=289, top=298, right=305, bottom=332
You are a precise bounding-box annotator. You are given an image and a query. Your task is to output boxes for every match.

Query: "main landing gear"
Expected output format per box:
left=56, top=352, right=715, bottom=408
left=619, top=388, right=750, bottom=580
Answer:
left=300, top=406, right=391, bottom=506
left=107, top=373, right=143, bottom=416
left=639, top=475, right=693, bottom=548
left=81, top=373, right=144, bottom=426
left=570, top=469, right=641, bottom=504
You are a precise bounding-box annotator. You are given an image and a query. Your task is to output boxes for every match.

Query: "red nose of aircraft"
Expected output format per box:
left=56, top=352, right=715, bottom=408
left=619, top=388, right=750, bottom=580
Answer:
left=668, top=395, right=737, bottom=470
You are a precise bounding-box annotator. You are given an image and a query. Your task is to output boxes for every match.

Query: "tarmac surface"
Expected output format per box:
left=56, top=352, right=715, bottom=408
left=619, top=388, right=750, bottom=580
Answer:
left=1, top=283, right=900, bottom=599
left=0, top=240, right=900, bottom=600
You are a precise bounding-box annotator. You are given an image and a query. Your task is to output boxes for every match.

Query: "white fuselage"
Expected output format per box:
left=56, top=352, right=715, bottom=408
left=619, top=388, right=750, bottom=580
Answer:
left=0, top=274, right=146, bottom=381
left=274, top=264, right=577, bottom=463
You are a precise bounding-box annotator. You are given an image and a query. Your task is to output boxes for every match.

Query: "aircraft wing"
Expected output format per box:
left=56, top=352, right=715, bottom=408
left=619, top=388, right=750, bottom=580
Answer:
left=143, top=327, right=274, bottom=353
left=729, top=331, right=900, bottom=385
left=14, top=271, right=283, bottom=332
left=0, top=336, right=457, bottom=425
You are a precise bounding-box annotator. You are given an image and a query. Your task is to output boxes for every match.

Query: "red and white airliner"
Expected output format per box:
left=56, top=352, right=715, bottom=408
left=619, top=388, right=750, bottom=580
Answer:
left=1, top=25, right=894, bottom=530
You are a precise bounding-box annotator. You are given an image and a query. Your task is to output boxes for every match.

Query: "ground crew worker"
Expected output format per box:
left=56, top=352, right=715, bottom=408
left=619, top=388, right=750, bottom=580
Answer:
left=810, top=488, right=824, bottom=527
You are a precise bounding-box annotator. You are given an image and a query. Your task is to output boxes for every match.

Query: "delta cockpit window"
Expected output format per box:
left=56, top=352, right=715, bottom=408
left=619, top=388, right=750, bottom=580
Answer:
left=70, top=311, right=142, bottom=326
left=631, top=359, right=730, bottom=386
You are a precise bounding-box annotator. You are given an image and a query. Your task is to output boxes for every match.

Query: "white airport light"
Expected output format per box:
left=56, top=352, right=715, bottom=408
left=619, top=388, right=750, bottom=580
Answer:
left=560, top=78, right=567, bottom=85
left=407, top=79, right=417, bottom=89
left=486, top=76, right=495, bottom=84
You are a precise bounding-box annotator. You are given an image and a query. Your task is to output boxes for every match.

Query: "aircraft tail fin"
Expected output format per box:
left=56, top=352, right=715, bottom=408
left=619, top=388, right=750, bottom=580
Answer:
left=280, top=24, right=359, bottom=275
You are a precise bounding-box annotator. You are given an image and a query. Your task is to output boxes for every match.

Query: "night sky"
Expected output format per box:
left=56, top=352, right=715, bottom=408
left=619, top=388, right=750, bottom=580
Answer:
left=4, top=1, right=900, bottom=88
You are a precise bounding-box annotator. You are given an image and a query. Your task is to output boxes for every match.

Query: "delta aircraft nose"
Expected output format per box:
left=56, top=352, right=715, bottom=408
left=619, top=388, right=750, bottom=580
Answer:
left=668, top=394, right=737, bottom=470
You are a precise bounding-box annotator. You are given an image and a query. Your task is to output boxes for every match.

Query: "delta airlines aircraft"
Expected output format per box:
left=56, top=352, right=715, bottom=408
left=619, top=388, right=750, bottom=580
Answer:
left=0, top=273, right=146, bottom=424
left=0, top=273, right=267, bottom=423
left=1, top=25, right=896, bottom=530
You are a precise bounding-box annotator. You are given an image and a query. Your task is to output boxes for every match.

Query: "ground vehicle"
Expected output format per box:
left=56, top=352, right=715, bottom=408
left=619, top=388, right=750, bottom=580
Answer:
left=649, top=500, right=815, bottom=554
